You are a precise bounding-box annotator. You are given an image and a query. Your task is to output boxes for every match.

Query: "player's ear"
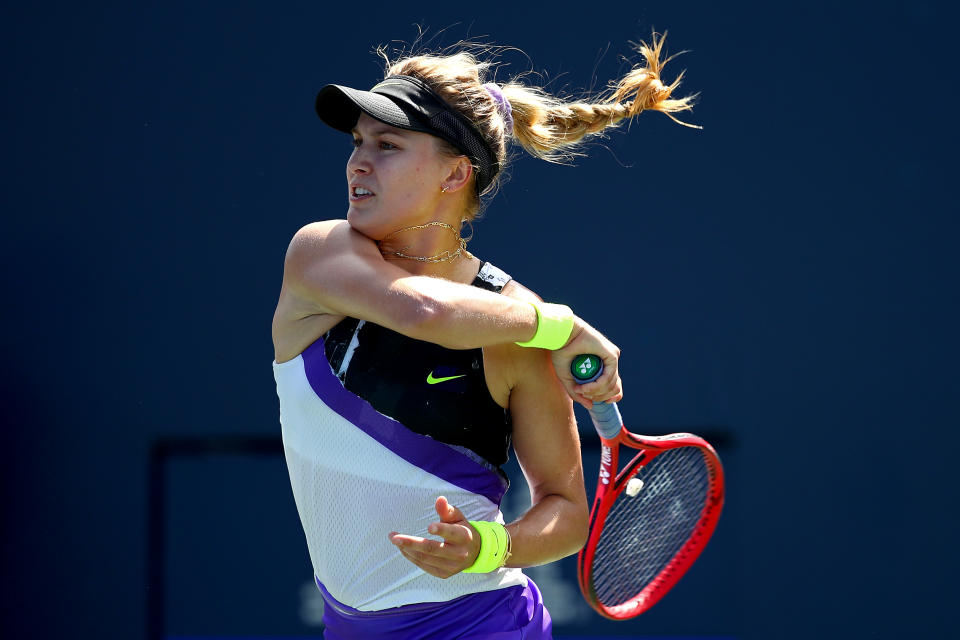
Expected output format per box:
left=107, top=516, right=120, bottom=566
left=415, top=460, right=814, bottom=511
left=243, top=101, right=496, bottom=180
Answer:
left=440, top=156, right=473, bottom=194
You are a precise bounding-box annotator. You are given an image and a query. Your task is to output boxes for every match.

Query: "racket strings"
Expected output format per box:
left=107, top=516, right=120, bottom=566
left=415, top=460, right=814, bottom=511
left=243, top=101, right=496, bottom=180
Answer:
left=591, top=446, right=710, bottom=607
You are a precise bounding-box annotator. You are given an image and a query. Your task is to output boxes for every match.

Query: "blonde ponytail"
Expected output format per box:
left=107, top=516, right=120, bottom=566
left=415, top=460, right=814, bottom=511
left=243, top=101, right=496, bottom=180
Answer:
left=379, top=32, right=697, bottom=214
left=503, top=32, right=698, bottom=164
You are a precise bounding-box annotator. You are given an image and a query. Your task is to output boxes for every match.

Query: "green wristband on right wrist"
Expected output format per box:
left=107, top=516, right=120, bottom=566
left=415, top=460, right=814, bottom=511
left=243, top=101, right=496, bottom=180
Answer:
left=515, top=302, right=575, bottom=350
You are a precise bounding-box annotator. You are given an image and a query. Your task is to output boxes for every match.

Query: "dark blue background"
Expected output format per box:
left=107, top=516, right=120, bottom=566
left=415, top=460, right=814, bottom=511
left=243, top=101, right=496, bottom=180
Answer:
left=3, top=1, right=957, bottom=638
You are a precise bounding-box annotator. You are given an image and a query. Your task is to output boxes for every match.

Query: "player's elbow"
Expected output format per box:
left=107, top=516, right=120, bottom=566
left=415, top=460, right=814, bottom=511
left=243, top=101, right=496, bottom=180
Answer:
left=552, top=493, right=590, bottom=556
left=571, top=505, right=589, bottom=552
left=561, top=488, right=590, bottom=553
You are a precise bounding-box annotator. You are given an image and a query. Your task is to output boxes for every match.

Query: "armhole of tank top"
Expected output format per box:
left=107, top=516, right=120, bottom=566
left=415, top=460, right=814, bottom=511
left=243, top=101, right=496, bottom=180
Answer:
left=336, top=320, right=364, bottom=379
left=324, top=319, right=365, bottom=381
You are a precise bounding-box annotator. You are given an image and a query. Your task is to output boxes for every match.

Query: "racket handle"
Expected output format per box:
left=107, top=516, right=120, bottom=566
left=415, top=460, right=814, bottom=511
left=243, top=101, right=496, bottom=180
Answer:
left=570, top=354, right=623, bottom=440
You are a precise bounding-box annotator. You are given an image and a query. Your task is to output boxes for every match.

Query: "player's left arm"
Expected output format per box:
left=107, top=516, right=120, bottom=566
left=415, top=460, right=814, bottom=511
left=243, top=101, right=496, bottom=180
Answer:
left=499, top=335, right=590, bottom=567
left=388, top=343, right=588, bottom=576
left=481, top=279, right=590, bottom=567
left=387, top=282, right=589, bottom=575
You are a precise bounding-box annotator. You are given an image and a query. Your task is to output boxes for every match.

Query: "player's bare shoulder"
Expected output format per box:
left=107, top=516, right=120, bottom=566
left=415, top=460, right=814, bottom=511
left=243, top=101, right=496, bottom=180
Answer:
left=273, top=220, right=352, bottom=361
left=283, top=220, right=380, bottom=292
left=285, top=219, right=350, bottom=266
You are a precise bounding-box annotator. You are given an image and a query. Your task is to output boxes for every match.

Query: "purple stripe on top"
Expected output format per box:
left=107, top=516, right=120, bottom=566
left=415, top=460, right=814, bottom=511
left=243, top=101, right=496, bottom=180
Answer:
left=301, top=337, right=508, bottom=506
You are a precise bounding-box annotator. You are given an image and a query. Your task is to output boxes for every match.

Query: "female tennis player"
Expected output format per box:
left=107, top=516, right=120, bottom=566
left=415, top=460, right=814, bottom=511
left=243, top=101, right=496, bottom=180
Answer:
left=272, top=34, right=694, bottom=639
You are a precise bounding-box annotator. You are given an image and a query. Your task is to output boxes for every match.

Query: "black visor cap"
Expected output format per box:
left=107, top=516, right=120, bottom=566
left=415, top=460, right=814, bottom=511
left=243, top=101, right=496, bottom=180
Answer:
left=314, top=75, right=498, bottom=193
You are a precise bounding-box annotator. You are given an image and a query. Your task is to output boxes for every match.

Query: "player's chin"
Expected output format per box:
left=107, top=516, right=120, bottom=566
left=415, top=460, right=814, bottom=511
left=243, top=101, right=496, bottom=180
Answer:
left=345, top=206, right=366, bottom=227
left=345, top=209, right=383, bottom=241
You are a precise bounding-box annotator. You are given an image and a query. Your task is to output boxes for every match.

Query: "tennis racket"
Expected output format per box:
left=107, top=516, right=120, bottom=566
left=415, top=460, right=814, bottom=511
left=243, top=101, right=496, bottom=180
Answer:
left=571, top=354, right=725, bottom=620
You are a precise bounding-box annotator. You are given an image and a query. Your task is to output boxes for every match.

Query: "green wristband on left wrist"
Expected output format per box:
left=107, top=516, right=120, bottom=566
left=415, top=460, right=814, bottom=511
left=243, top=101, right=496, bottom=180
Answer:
left=462, top=521, right=512, bottom=573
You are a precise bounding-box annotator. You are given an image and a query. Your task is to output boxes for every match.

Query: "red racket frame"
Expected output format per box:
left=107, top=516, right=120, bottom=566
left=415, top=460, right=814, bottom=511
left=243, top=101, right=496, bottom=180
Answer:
left=577, top=428, right=725, bottom=619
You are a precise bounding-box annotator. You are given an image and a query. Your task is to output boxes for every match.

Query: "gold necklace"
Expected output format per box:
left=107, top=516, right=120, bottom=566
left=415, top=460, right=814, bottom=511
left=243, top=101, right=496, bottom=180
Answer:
left=378, top=221, right=468, bottom=263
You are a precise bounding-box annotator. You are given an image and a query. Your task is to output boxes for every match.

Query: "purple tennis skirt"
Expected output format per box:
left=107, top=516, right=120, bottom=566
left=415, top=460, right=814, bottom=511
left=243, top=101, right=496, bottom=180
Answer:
left=315, top=577, right=553, bottom=639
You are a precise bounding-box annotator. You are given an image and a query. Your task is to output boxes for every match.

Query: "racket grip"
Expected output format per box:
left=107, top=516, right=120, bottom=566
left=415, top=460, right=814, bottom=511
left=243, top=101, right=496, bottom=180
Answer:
left=571, top=354, right=623, bottom=439
left=587, top=401, right=623, bottom=440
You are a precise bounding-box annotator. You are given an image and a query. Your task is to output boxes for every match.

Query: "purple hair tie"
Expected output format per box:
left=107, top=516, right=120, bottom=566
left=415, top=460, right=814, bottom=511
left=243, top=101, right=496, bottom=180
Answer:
left=483, top=82, right=513, bottom=134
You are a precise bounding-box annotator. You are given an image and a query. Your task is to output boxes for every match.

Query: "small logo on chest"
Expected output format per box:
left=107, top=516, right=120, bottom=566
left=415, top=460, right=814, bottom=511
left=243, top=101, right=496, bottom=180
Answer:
left=426, top=369, right=467, bottom=385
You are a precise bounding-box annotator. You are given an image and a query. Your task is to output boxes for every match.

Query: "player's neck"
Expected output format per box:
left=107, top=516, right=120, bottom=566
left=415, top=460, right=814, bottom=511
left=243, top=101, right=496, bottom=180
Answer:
left=378, top=221, right=477, bottom=281
left=397, top=250, right=481, bottom=283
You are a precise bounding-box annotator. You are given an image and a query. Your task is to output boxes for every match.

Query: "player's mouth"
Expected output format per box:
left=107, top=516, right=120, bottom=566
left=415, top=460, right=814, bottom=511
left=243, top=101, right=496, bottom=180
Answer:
left=350, top=185, right=375, bottom=201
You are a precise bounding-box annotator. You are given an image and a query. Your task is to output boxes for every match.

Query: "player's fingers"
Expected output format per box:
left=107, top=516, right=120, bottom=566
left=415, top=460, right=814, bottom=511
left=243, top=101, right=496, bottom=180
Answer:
left=390, top=532, right=469, bottom=562
left=574, top=392, right=593, bottom=410
left=394, top=545, right=452, bottom=577
left=434, top=495, right=452, bottom=519
left=434, top=496, right=466, bottom=523
left=607, top=377, right=624, bottom=403
left=576, top=370, right=623, bottom=403
left=558, top=381, right=592, bottom=409
left=427, top=521, right=472, bottom=545
left=588, top=385, right=621, bottom=404
left=403, top=543, right=471, bottom=569
left=574, top=384, right=611, bottom=403
left=391, top=537, right=471, bottom=576
left=400, top=550, right=462, bottom=579
left=390, top=533, right=441, bottom=554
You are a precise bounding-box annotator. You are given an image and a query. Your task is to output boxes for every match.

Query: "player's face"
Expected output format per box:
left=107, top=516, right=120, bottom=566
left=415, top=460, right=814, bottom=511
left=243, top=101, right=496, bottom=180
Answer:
left=345, top=113, right=454, bottom=240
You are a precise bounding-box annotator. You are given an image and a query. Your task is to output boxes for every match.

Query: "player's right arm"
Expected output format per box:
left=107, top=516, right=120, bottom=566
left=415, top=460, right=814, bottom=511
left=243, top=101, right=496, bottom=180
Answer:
left=276, top=219, right=620, bottom=403
left=279, top=220, right=539, bottom=349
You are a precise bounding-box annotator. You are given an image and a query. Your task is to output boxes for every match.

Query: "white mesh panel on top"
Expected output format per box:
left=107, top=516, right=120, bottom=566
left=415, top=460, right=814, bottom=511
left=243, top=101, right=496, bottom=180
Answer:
left=273, top=356, right=526, bottom=611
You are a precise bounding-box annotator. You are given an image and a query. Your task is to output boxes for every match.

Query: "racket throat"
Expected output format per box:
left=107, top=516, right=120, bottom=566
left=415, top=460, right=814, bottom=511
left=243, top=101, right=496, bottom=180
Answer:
left=599, top=445, right=614, bottom=485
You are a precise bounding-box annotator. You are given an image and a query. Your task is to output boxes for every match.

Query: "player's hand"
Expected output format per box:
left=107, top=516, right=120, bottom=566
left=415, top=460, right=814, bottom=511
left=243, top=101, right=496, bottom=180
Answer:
left=388, top=496, right=482, bottom=579
left=551, top=316, right=623, bottom=409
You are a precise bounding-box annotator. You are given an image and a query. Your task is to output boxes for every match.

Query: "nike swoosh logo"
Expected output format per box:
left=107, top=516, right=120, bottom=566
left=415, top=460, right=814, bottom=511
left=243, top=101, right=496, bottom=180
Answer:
left=426, top=372, right=467, bottom=385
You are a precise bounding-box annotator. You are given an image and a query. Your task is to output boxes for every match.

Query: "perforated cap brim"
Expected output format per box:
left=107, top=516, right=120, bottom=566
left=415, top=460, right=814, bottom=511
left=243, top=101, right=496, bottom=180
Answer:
left=315, top=84, right=432, bottom=134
